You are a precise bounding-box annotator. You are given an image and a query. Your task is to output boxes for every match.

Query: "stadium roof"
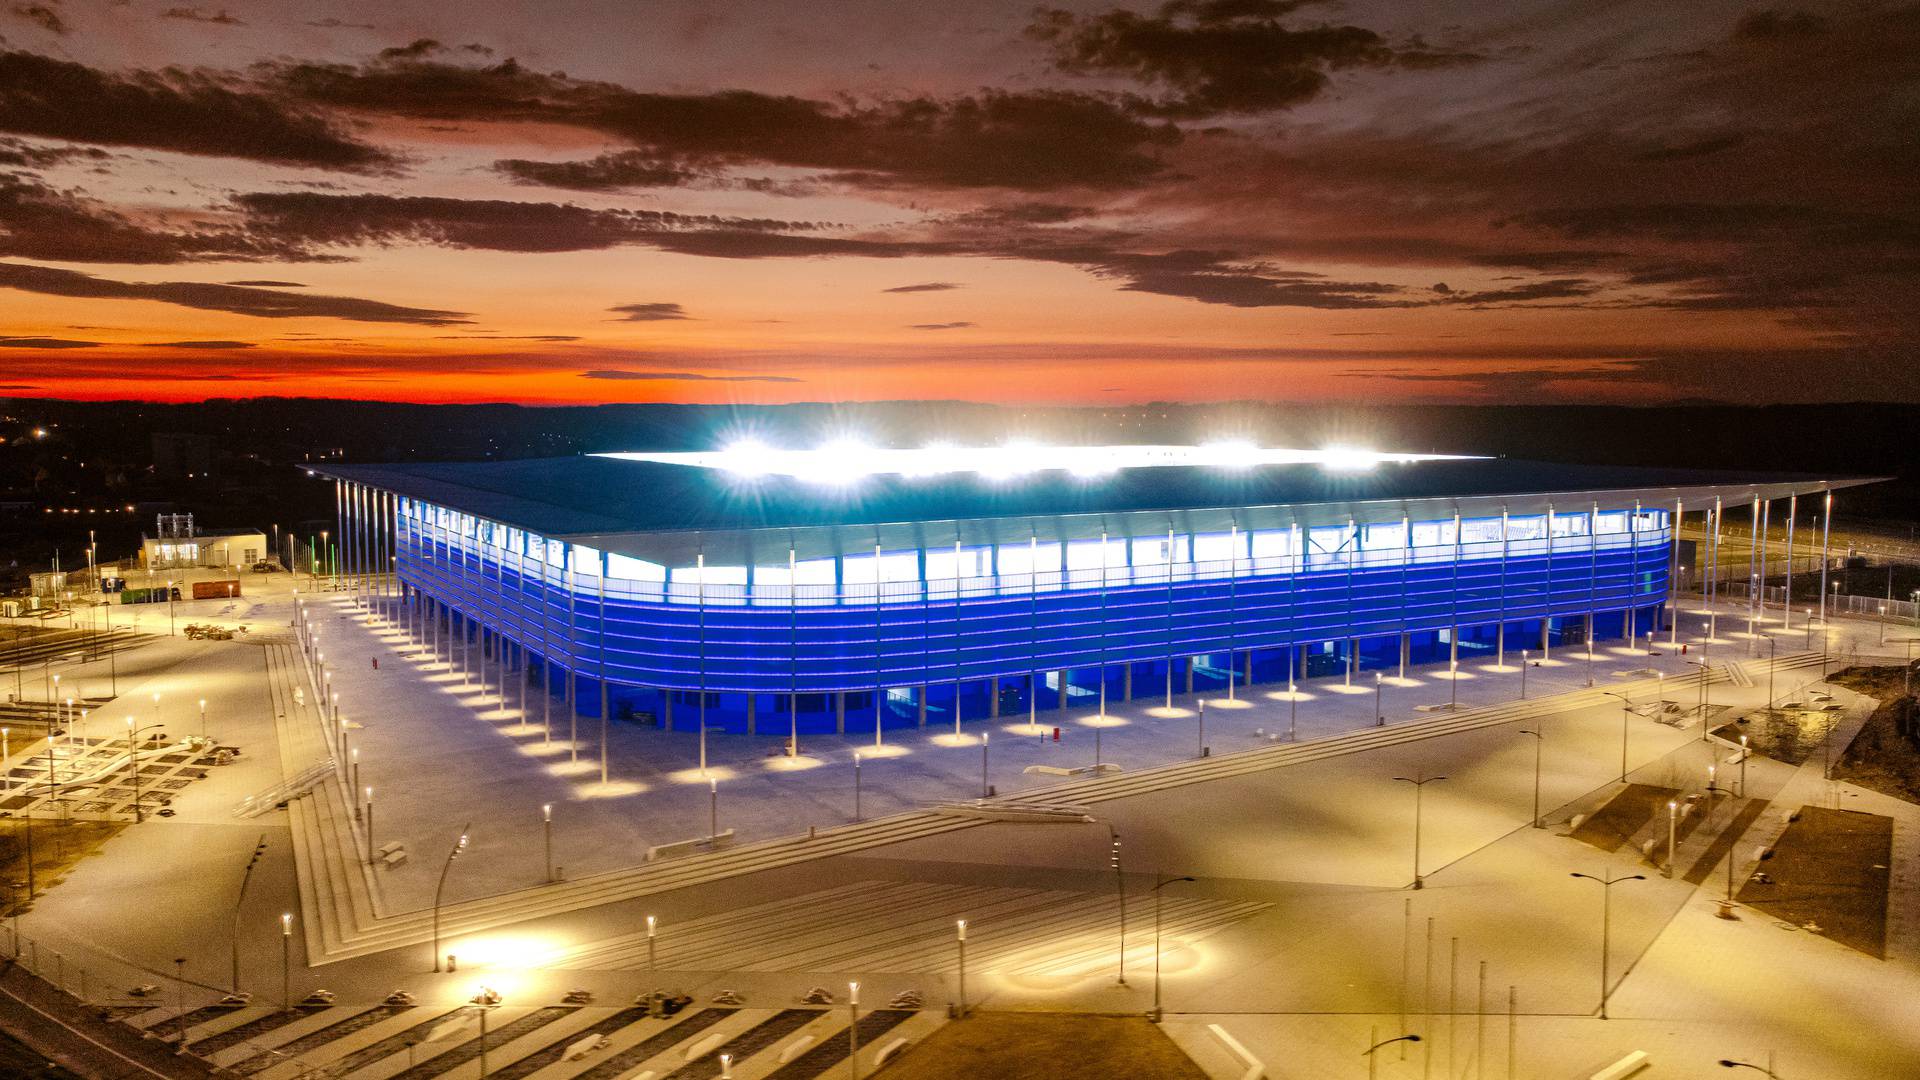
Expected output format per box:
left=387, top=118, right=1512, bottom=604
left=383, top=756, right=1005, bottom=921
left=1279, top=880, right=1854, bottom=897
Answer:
left=312, top=451, right=1879, bottom=565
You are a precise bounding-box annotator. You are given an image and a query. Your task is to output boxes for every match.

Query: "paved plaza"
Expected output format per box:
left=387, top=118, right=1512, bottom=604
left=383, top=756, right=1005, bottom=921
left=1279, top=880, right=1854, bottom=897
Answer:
left=4, top=573, right=1918, bottom=1077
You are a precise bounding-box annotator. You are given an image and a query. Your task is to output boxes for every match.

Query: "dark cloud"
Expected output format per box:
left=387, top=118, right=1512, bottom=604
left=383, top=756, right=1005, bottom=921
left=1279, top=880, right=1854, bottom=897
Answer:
left=1432, top=278, right=1596, bottom=305
left=262, top=50, right=1176, bottom=189
left=10, top=4, right=67, bottom=34
left=160, top=7, right=243, bottom=25
left=0, top=137, right=108, bottom=168
left=141, top=339, right=255, bottom=348
left=0, top=51, right=396, bottom=170
left=608, top=301, right=689, bottom=322
left=1027, top=1, right=1482, bottom=116
left=0, top=335, right=97, bottom=348
left=1085, top=249, right=1408, bottom=308
left=433, top=334, right=581, bottom=341
left=1734, top=9, right=1829, bottom=40
left=306, top=18, right=377, bottom=30
left=0, top=172, right=312, bottom=263
left=0, top=262, right=469, bottom=324
left=231, top=190, right=815, bottom=253
left=226, top=279, right=306, bottom=286
left=579, top=369, right=801, bottom=383
left=908, top=321, right=974, bottom=330
left=883, top=281, right=962, bottom=293
left=495, top=150, right=706, bottom=192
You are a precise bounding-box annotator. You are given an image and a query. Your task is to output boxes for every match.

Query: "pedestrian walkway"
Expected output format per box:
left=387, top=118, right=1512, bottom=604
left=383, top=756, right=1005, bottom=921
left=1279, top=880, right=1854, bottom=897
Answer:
left=112, top=992, right=944, bottom=1080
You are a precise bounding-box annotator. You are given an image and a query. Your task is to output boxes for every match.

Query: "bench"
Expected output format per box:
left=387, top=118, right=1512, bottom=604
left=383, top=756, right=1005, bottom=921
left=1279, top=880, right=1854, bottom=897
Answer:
left=683, top=1031, right=728, bottom=1061
left=377, top=840, right=403, bottom=857
left=1590, top=1050, right=1650, bottom=1080
left=1021, top=763, right=1122, bottom=777
left=646, top=829, right=735, bottom=862
left=1207, top=1023, right=1264, bottom=1080
left=874, top=1037, right=910, bottom=1067
left=564, top=1033, right=608, bottom=1060
left=777, top=1035, right=816, bottom=1063
left=381, top=849, right=408, bottom=868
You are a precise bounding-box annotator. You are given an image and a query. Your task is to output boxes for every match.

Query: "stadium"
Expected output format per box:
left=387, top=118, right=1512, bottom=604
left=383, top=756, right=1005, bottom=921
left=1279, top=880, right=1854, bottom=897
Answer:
left=311, top=444, right=1862, bottom=742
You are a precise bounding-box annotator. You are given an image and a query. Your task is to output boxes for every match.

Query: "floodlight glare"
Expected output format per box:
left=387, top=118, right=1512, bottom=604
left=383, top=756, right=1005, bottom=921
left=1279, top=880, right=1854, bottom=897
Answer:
left=595, top=443, right=1478, bottom=482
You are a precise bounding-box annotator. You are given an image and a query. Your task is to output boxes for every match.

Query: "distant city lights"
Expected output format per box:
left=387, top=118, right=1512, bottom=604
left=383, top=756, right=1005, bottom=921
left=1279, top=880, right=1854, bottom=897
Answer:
left=596, top=443, right=1480, bottom=485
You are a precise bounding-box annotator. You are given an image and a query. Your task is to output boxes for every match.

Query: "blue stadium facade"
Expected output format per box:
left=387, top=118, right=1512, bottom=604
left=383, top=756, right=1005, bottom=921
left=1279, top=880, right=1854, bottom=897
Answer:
left=315, top=450, right=1853, bottom=737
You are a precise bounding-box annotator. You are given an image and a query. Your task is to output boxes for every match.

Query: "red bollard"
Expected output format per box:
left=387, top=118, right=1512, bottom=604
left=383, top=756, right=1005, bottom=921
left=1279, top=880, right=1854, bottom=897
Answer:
left=372, top=657, right=380, bottom=670
left=1052, top=727, right=1060, bottom=741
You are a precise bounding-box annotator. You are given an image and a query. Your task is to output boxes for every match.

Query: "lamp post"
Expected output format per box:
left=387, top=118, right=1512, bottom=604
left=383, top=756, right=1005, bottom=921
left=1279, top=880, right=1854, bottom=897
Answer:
left=542, top=804, right=554, bottom=883
left=1149, top=874, right=1196, bottom=1022
left=1520, top=650, right=1529, bottom=699
left=198, top=698, right=207, bottom=740
left=847, top=981, right=860, bottom=1080
left=1738, top=735, right=1750, bottom=798
left=955, top=919, right=968, bottom=1018
left=364, top=787, right=374, bottom=863
left=1391, top=773, right=1447, bottom=889
left=646, top=915, right=656, bottom=970
left=127, top=718, right=166, bottom=824
left=1288, top=678, right=1298, bottom=741
left=231, top=835, right=268, bottom=992
left=980, top=731, right=990, bottom=798
left=1109, top=826, right=1127, bottom=985
left=1364, top=1032, right=1422, bottom=1080
left=1196, top=697, right=1206, bottom=756
left=1658, top=799, right=1674, bottom=876
left=1603, top=691, right=1633, bottom=783
left=1517, top=728, right=1544, bottom=828
left=1569, top=871, right=1644, bottom=1019
left=708, top=777, right=718, bottom=842
left=1375, top=672, right=1384, bottom=726
left=280, top=912, right=292, bottom=1009
left=431, top=824, right=470, bottom=972
left=853, top=752, right=862, bottom=822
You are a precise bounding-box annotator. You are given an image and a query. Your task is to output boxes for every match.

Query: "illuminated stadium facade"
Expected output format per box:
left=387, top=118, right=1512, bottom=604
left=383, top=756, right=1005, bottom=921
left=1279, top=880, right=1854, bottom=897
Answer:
left=313, top=446, right=1862, bottom=738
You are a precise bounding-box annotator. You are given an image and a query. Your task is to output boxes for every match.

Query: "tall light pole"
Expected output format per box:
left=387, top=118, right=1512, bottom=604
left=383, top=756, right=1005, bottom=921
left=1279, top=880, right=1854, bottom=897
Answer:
left=1517, top=728, right=1544, bottom=828
left=542, top=804, right=554, bottom=883
left=955, top=919, right=968, bottom=1018
left=1520, top=650, right=1529, bottom=699
left=1364, top=1032, right=1422, bottom=1080
left=1374, top=672, right=1384, bottom=726
left=431, top=824, right=470, bottom=972
left=231, top=835, right=268, bottom=992
left=1109, top=826, right=1127, bottom=985
left=847, top=981, right=860, bottom=1080
left=1603, top=691, right=1633, bottom=783
left=280, top=912, right=293, bottom=1009
left=1392, top=773, right=1447, bottom=889
left=1570, top=871, right=1644, bottom=1019
left=1149, top=873, right=1195, bottom=1022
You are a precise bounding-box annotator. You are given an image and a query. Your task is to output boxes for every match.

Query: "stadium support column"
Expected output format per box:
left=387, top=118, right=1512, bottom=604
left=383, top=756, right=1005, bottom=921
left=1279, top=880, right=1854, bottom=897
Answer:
left=917, top=686, right=926, bottom=728
left=1626, top=501, right=1640, bottom=646
left=334, top=479, right=343, bottom=593
left=598, top=552, right=609, bottom=786
left=1783, top=495, right=1796, bottom=629
left=1669, top=499, right=1683, bottom=644
left=1758, top=497, right=1770, bottom=624
left=1817, top=489, right=1832, bottom=624
left=837, top=692, right=846, bottom=733
left=1497, top=509, right=1510, bottom=665
left=565, top=546, right=577, bottom=763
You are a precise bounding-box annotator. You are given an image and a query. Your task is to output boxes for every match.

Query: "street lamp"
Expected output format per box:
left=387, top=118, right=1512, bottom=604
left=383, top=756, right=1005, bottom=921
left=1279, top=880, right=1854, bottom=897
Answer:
left=127, top=718, right=167, bottom=823
left=1108, top=826, right=1127, bottom=985
left=847, top=981, right=860, bottom=1080
left=1517, top=729, right=1544, bottom=828
left=1149, top=874, right=1196, bottom=1022
left=1569, top=871, right=1644, bottom=1019
left=1520, top=650, right=1529, bottom=699
left=431, top=824, right=470, bottom=972
left=955, top=919, right=968, bottom=1018
left=1364, top=1032, right=1422, bottom=1080
left=1391, top=774, right=1447, bottom=889
left=542, top=804, right=554, bottom=883
left=231, top=835, right=268, bottom=992
left=1602, top=691, right=1633, bottom=783
left=280, top=912, right=293, bottom=1009
left=1374, top=671, right=1384, bottom=726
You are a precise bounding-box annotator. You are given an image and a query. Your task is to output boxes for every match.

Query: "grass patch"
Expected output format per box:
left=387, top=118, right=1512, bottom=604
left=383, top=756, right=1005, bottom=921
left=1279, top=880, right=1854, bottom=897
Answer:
left=1737, top=806, right=1892, bottom=958
left=0, top=816, right=125, bottom=916
left=879, top=1012, right=1207, bottom=1080
left=1827, top=664, right=1920, bottom=804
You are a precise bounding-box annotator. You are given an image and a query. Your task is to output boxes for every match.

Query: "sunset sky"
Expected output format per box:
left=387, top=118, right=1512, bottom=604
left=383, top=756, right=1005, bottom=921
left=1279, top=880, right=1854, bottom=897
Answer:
left=0, top=1, right=1914, bottom=405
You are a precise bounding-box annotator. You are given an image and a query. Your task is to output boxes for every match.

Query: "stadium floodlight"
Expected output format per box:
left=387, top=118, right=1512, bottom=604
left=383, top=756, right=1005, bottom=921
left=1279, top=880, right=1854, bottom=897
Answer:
left=1319, top=445, right=1385, bottom=471
left=595, top=443, right=1480, bottom=482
